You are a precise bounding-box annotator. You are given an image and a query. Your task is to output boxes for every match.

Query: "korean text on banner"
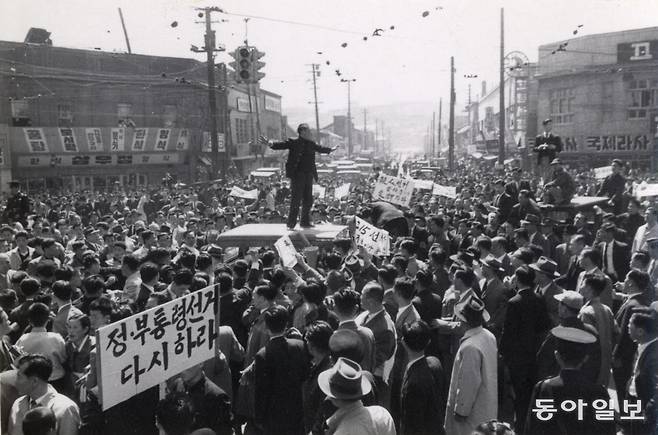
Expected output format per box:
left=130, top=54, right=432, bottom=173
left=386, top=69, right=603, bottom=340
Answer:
left=334, top=183, right=351, bottom=199
left=432, top=184, right=457, bottom=199
left=96, top=286, right=219, bottom=410
left=372, top=174, right=415, bottom=207
left=274, top=235, right=298, bottom=268
left=229, top=186, right=258, bottom=200
left=594, top=166, right=613, bottom=180
left=635, top=182, right=658, bottom=198
left=312, top=184, right=326, bottom=198
left=354, top=217, right=390, bottom=256
left=413, top=179, right=435, bottom=191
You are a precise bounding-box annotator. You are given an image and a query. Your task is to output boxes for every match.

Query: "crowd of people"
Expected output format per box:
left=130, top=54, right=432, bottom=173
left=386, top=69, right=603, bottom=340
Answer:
left=0, top=136, right=657, bottom=435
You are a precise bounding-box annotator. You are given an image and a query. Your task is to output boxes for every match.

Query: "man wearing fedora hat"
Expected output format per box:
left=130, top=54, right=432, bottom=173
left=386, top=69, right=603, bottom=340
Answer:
left=445, top=294, right=498, bottom=435
left=544, top=158, right=576, bottom=205
left=531, top=257, right=565, bottom=327
left=319, top=357, right=395, bottom=435
left=479, top=257, right=511, bottom=339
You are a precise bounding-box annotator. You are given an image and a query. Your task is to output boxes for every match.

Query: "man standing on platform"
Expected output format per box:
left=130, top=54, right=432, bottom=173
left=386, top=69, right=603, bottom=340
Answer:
left=597, top=159, right=626, bottom=214
left=534, top=119, right=562, bottom=183
left=260, top=124, right=337, bottom=230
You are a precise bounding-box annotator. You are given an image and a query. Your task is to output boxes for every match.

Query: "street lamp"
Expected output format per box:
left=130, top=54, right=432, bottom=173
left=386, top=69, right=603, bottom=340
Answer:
left=340, top=78, right=356, bottom=157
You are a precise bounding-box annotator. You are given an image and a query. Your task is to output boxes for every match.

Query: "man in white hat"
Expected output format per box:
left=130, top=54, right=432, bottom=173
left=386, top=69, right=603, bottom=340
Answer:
left=318, top=357, right=395, bottom=435
left=445, top=294, right=497, bottom=435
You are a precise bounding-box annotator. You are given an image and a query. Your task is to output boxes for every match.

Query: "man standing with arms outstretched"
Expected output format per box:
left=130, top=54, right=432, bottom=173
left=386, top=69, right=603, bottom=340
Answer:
left=260, top=124, right=337, bottom=230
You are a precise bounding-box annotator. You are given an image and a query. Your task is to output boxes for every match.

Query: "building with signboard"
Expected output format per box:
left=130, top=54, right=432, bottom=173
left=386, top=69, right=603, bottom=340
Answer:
left=535, top=26, right=658, bottom=169
left=0, top=37, right=285, bottom=192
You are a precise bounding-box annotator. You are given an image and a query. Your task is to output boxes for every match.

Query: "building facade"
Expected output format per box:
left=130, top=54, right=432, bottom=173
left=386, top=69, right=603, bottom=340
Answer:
left=535, top=27, right=658, bottom=169
left=0, top=38, right=284, bottom=192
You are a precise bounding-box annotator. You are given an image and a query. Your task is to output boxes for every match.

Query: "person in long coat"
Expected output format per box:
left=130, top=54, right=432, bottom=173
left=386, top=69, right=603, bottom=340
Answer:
left=445, top=294, right=498, bottom=435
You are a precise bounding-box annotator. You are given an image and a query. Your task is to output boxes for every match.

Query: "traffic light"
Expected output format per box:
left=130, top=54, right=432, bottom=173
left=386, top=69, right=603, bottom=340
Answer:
left=228, top=46, right=252, bottom=82
left=250, top=48, right=266, bottom=83
left=228, top=46, right=266, bottom=83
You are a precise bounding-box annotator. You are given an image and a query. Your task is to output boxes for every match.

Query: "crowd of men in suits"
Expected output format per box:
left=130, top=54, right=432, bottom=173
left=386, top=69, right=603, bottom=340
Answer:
left=0, top=150, right=657, bottom=435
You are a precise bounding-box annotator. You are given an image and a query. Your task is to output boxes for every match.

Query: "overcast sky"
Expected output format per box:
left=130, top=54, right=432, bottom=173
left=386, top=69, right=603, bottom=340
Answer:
left=2, top=0, right=657, bottom=114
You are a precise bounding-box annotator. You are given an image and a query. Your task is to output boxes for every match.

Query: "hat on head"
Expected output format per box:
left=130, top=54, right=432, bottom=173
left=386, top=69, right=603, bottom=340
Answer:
left=449, top=250, right=475, bottom=267
left=530, top=256, right=560, bottom=278
left=317, top=357, right=371, bottom=400
left=480, top=257, right=505, bottom=274
left=206, top=244, right=223, bottom=259
left=454, top=294, right=490, bottom=323
left=344, top=255, right=364, bottom=274
left=550, top=158, right=562, bottom=165
left=554, top=290, right=584, bottom=311
left=551, top=325, right=596, bottom=344
left=611, top=159, right=623, bottom=166
left=521, top=214, right=540, bottom=226
left=542, top=118, right=553, bottom=125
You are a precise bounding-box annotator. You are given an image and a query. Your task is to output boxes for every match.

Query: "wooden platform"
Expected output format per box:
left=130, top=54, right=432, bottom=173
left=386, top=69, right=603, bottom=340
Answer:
left=539, top=196, right=609, bottom=222
left=216, top=223, right=348, bottom=250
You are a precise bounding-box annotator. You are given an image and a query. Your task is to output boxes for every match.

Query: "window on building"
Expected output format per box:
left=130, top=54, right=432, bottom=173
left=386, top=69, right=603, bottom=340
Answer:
left=235, top=118, right=250, bottom=143
left=57, top=104, right=73, bottom=126
left=549, top=88, right=575, bottom=124
left=10, top=99, right=30, bottom=126
left=628, top=79, right=658, bottom=119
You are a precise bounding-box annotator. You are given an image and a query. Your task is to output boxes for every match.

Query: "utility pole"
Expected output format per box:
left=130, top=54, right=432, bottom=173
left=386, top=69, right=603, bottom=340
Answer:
left=375, top=118, right=379, bottom=155
left=341, top=78, right=356, bottom=157
left=193, top=6, right=225, bottom=179
left=117, top=8, right=132, bottom=54
left=311, top=64, right=321, bottom=143
left=363, top=108, right=367, bottom=150
left=431, top=112, right=436, bottom=157
left=449, top=56, right=455, bottom=171
left=438, top=98, right=442, bottom=151
left=498, top=7, right=506, bottom=164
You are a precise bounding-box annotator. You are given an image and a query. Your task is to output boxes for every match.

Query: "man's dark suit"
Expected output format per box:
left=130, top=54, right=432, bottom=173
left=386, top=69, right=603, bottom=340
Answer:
left=626, top=339, right=658, bottom=435
left=597, top=172, right=627, bottom=214
left=336, top=319, right=376, bottom=373
left=533, top=132, right=563, bottom=164
left=598, top=240, right=630, bottom=283
left=481, top=277, right=512, bottom=339
left=270, top=137, right=332, bottom=228
left=220, top=289, right=251, bottom=346
left=254, top=336, right=308, bottom=435
left=613, top=291, right=653, bottom=405
left=508, top=202, right=542, bottom=227
left=493, top=192, right=514, bottom=222
left=400, top=356, right=447, bottom=435
left=526, top=369, right=616, bottom=435
left=501, top=287, right=552, bottom=433
left=357, top=310, right=396, bottom=379
left=187, top=375, right=233, bottom=435
left=556, top=254, right=583, bottom=291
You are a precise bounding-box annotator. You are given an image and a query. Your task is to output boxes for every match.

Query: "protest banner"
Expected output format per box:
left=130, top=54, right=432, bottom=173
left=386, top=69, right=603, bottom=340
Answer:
left=312, top=184, right=326, bottom=198
left=354, top=216, right=391, bottom=256
left=635, top=182, right=658, bottom=198
left=334, top=183, right=351, bottom=199
left=229, top=186, right=258, bottom=200
left=432, top=183, right=457, bottom=199
left=594, top=166, right=612, bottom=179
left=413, top=179, right=435, bottom=191
left=372, top=174, right=415, bottom=207
left=96, top=286, right=219, bottom=410
left=274, top=234, right=298, bottom=268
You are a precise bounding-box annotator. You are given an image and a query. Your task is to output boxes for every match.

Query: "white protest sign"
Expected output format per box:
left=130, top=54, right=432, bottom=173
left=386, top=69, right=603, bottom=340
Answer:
left=432, top=183, right=457, bottom=199
left=96, top=286, right=219, bottom=410
left=312, top=184, right=326, bottom=198
left=229, top=186, right=259, bottom=200
left=334, top=183, right=351, bottom=199
left=274, top=234, right=298, bottom=268
left=372, top=174, right=415, bottom=207
left=594, top=166, right=612, bottom=179
left=354, top=216, right=390, bottom=256
left=635, top=182, right=658, bottom=198
left=413, top=179, right=435, bottom=191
